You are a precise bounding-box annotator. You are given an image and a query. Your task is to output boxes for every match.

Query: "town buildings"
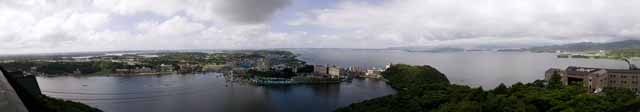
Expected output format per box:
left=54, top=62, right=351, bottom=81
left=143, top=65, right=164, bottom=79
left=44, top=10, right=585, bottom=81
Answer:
left=314, top=65, right=327, bottom=75
left=253, top=58, right=271, bottom=71
left=113, top=67, right=159, bottom=74
left=176, top=63, right=202, bottom=74
left=365, top=69, right=383, bottom=78
left=313, top=65, right=341, bottom=77
left=545, top=66, right=640, bottom=93
left=313, top=64, right=392, bottom=78
left=328, top=66, right=340, bottom=77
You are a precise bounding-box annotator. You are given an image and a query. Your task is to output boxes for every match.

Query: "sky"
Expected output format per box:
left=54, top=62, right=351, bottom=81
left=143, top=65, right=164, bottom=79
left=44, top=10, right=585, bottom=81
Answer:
left=1, top=0, right=640, bottom=54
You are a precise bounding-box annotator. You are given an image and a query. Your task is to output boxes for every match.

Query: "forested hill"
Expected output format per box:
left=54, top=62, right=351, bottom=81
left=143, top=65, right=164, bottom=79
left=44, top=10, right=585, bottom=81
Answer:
left=382, top=64, right=450, bottom=90
left=528, top=40, right=640, bottom=52
left=336, top=64, right=640, bottom=112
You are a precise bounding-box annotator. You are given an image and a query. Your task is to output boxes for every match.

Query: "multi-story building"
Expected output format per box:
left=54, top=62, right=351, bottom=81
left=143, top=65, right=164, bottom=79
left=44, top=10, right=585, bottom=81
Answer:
left=313, top=65, right=340, bottom=77
left=313, top=65, right=327, bottom=75
left=605, top=69, right=640, bottom=91
left=545, top=66, right=640, bottom=93
left=328, top=66, right=340, bottom=77
left=365, top=69, right=383, bottom=78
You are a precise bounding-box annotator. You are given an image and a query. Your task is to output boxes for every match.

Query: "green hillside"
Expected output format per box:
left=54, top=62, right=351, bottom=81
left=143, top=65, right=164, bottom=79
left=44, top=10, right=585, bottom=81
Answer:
left=336, top=64, right=640, bottom=112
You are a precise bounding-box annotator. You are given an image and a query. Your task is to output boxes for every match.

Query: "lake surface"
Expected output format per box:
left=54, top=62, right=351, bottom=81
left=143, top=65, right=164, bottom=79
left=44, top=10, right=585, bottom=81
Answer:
left=36, top=49, right=640, bottom=112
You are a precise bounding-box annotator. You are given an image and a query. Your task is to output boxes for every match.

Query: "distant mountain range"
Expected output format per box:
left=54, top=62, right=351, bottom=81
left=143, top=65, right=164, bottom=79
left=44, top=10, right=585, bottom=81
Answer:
left=402, top=47, right=466, bottom=53
left=387, top=39, right=640, bottom=53
left=527, top=40, right=640, bottom=52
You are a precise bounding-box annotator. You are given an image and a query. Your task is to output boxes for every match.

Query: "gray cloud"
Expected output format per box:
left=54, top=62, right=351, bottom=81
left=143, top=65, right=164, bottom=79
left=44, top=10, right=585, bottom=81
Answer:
left=218, top=0, right=292, bottom=24
left=40, top=32, right=76, bottom=46
left=294, top=0, right=640, bottom=48
left=4, top=0, right=640, bottom=54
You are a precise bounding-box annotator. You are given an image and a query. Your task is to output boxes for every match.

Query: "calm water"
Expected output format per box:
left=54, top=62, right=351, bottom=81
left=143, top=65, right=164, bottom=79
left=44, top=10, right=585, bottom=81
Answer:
left=293, top=49, right=638, bottom=88
left=37, top=49, right=639, bottom=112
left=37, top=73, right=394, bottom=112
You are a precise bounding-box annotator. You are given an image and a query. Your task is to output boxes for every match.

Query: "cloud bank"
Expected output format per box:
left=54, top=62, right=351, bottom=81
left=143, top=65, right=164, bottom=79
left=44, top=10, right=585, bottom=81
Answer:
left=292, top=0, right=640, bottom=48
left=219, top=0, right=292, bottom=24
left=0, top=0, right=639, bottom=54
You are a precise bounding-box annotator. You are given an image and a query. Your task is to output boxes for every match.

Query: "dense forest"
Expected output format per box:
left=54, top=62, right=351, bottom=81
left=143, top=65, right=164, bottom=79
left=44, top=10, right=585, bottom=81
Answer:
left=336, top=64, right=640, bottom=112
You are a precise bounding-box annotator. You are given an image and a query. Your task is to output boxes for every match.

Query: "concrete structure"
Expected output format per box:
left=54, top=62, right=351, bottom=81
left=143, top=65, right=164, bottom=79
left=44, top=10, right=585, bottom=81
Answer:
left=313, top=65, right=341, bottom=77
left=328, top=66, right=340, bottom=77
left=0, top=69, right=29, bottom=112
left=314, top=65, right=328, bottom=75
left=605, top=69, right=640, bottom=91
left=546, top=66, right=640, bottom=93
left=6, top=72, right=41, bottom=96
left=344, top=66, right=366, bottom=77
left=365, top=68, right=384, bottom=78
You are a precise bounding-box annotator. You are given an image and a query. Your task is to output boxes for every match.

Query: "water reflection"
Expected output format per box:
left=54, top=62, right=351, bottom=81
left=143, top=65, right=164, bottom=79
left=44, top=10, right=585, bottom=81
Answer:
left=37, top=73, right=395, bottom=112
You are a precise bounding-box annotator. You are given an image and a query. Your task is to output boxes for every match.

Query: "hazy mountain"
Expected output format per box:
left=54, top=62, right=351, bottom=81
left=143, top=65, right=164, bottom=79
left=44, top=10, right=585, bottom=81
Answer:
left=528, top=40, right=640, bottom=52
left=389, top=46, right=466, bottom=53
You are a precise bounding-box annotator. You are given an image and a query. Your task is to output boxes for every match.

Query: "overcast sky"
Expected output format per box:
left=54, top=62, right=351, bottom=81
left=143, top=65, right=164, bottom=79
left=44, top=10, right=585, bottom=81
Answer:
left=1, top=0, right=640, bottom=54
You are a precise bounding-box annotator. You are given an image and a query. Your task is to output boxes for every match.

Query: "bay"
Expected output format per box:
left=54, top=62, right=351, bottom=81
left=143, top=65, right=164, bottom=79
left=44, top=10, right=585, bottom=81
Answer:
left=36, top=49, right=639, bottom=112
left=293, top=49, right=636, bottom=88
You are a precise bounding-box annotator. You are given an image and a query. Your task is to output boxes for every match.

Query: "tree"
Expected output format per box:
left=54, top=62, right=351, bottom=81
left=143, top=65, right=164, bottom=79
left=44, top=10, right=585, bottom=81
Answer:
left=335, top=64, right=640, bottom=112
left=548, top=71, right=563, bottom=89
left=493, top=83, right=509, bottom=95
left=296, top=65, right=314, bottom=73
